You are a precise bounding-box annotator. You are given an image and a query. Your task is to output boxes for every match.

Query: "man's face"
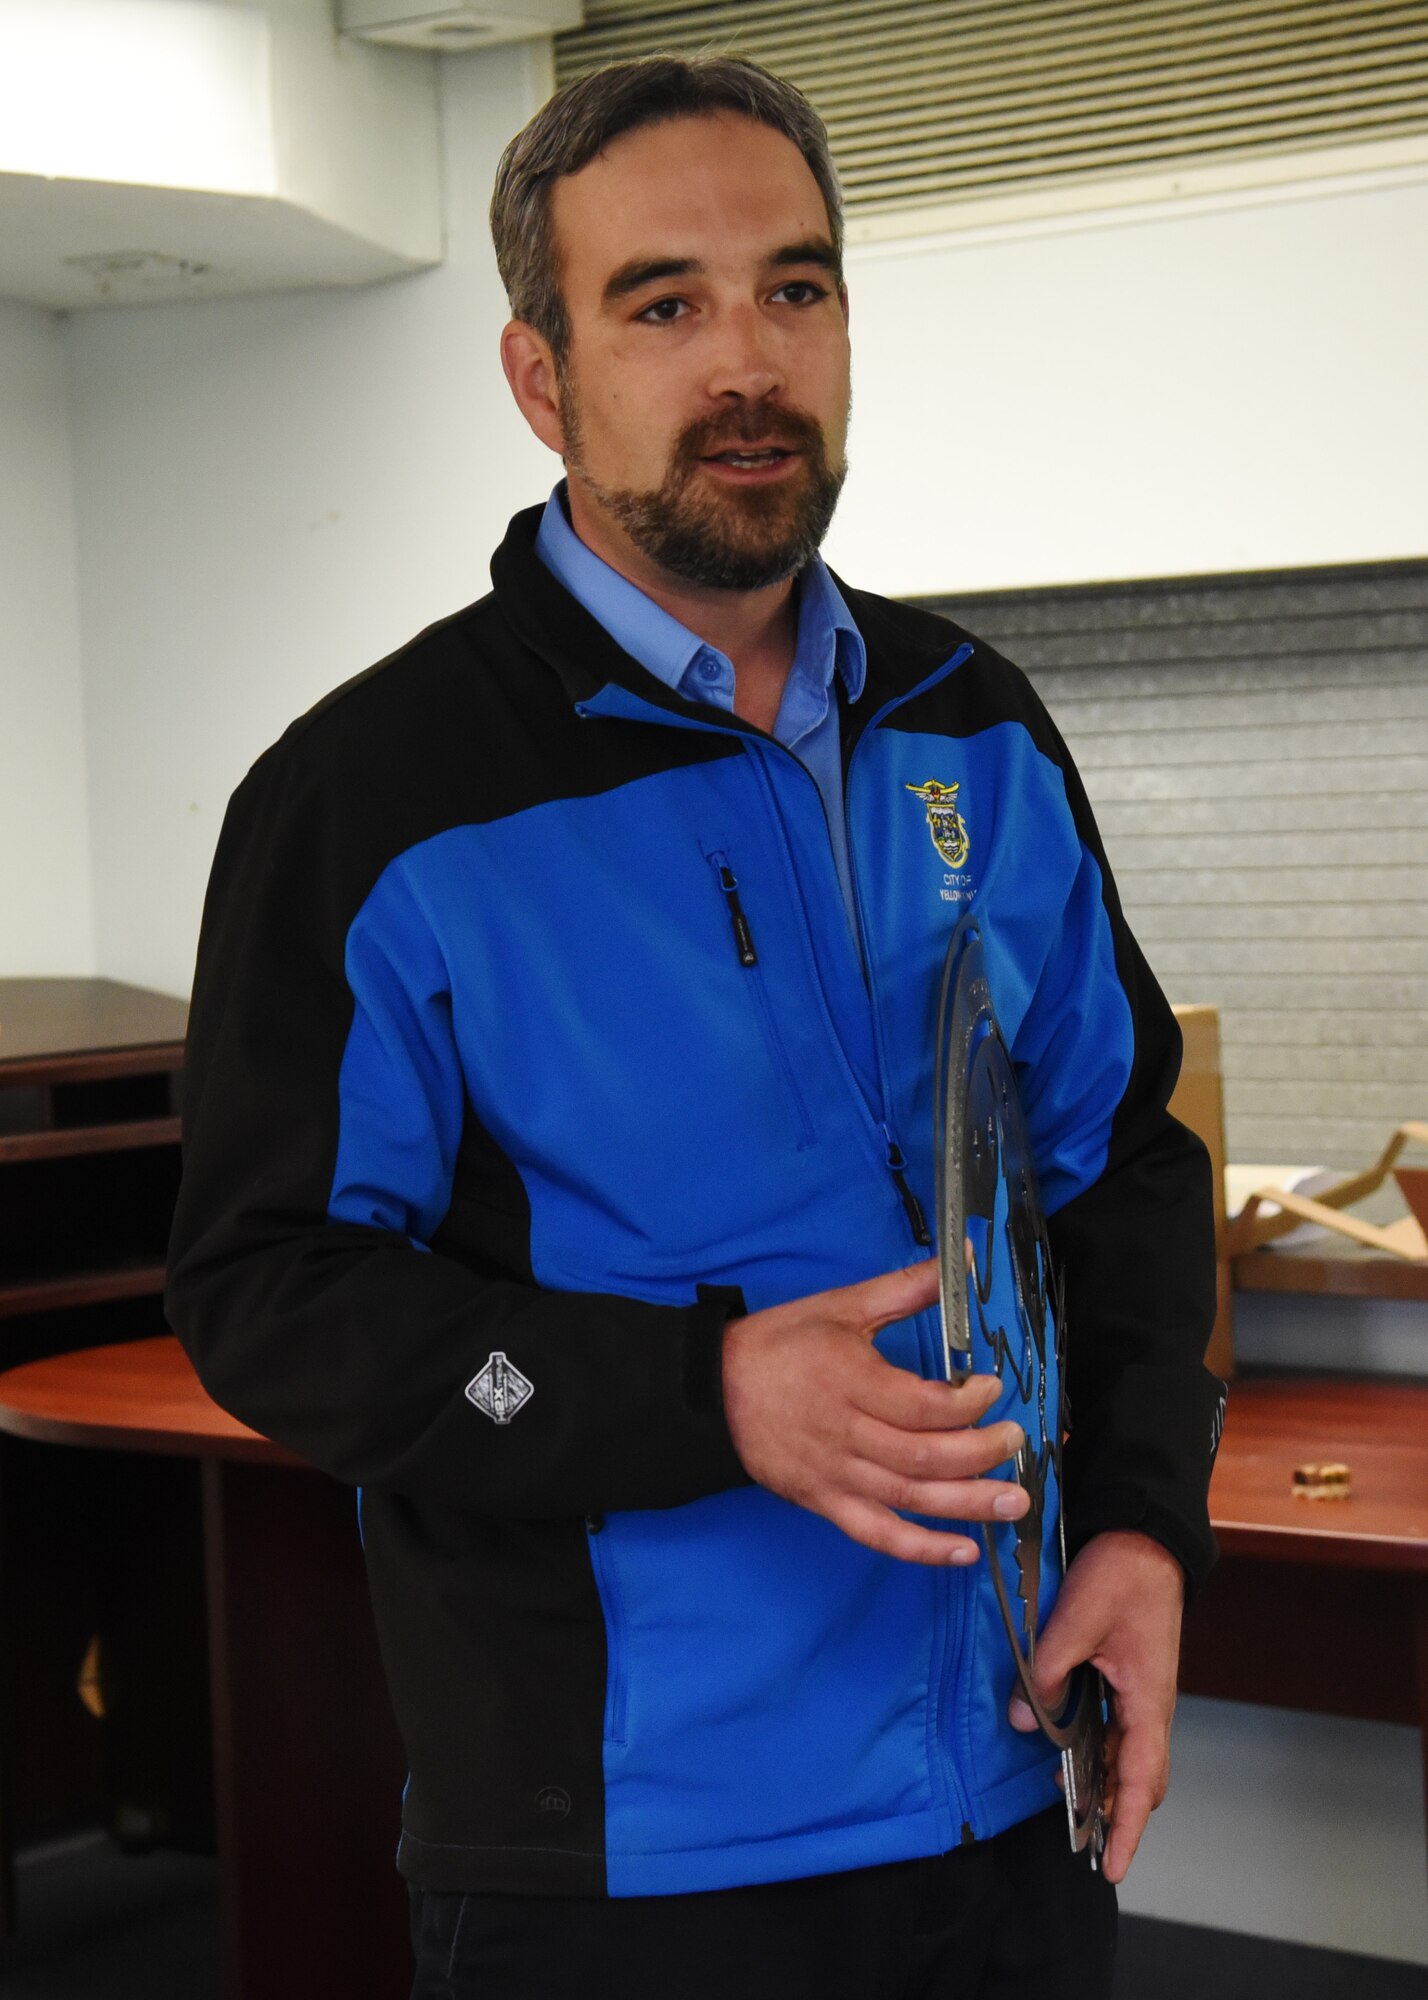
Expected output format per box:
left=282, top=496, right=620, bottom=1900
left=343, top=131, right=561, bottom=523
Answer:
left=545, top=111, right=852, bottom=592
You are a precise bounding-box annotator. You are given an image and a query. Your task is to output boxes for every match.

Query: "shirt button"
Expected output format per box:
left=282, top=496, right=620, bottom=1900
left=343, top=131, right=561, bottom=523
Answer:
left=697, top=655, right=723, bottom=684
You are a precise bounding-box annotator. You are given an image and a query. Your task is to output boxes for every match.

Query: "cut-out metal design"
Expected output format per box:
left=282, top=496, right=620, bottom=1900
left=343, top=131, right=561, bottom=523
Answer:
left=934, top=913, right=1107, bottom=1865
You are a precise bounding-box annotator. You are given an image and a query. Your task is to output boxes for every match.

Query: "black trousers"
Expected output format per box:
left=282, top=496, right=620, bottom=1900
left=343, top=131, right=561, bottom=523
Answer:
left=407, top=1805, right=1117, bottom=1999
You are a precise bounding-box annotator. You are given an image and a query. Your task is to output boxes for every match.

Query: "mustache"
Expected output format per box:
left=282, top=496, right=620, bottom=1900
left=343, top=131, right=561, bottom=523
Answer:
left=676, top=404, right=827, bottom=463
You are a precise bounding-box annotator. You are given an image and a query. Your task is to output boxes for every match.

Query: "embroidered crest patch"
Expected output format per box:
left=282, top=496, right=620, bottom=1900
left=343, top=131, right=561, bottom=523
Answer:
left=906, top=778, right=970, bottom=869
left=465, top=1350, right=534, bottom=1424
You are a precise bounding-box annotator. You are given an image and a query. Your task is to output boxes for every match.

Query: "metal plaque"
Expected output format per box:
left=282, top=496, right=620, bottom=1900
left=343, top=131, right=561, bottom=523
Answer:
left=934, top=913, right=1107, bottom=1865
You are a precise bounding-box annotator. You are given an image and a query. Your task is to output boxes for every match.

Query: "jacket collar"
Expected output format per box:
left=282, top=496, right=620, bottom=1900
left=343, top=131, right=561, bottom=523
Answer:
left=489, top=500, right=965, bottom=736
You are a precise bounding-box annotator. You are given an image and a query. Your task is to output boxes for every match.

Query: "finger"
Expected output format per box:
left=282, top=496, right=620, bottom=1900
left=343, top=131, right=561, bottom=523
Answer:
left=838, top=1259, right=941, bottom=1339
left=850, top=1461, right=1032, bottom=1527
left=1027, top=1606, right=1105, bottom=1717
left=829, top=1497, right=982, bottom=1569
left=1008, top=1691, right=1038, bottom=1733
left=1102, top=1775, right=1158, bottom=1885
left=1099, top=1712, right=1168, bottom=1885
left=847, top=1404, right=1024, bottom=1477
left=850, top=1361, right=1005, bottom=1433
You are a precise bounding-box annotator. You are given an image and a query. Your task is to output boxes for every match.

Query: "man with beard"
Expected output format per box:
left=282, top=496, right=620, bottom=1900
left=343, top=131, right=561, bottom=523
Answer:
left=168, top=53, right=1222, bottom=2000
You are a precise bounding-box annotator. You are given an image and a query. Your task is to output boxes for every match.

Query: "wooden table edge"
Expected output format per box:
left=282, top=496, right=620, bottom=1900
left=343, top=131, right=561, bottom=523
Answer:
left=0, top=1401, right=297, bottom=1464
left=1211, top=1515, right=1428, bottom=1573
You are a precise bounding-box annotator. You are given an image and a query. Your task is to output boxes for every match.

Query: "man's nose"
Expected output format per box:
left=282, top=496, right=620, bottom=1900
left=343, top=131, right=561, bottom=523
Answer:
left=705, top=303, right=784, bottom=403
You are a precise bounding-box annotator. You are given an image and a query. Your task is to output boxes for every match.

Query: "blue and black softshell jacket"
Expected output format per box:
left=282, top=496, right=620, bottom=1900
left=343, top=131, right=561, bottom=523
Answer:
left=167, top=503, right=1222, bottom=1899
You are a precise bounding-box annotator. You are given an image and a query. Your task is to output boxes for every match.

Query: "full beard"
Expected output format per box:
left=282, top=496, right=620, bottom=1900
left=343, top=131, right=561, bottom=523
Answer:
left=561, top=392, right=849, bottom=592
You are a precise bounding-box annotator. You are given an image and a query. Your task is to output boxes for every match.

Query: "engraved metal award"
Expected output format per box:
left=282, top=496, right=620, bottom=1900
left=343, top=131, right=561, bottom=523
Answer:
left=934, top=912, right=1108, bottom=1865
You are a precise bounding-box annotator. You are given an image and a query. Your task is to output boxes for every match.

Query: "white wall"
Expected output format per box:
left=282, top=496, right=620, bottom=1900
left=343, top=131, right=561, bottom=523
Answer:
left=63, top=40, right=553, bottom=1000
left=826, top=174, right=1428, bottom=595
left=0, top=299, right=94, bottom=976
left=1127, top=1698, right=1427, bottom=1963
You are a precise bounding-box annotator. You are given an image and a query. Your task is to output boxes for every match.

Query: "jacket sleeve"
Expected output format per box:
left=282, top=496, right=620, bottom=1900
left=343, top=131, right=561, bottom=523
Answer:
left=1008, top=686, right=1226, bottom=1597
left=165, top=742, right=752, bottom=1517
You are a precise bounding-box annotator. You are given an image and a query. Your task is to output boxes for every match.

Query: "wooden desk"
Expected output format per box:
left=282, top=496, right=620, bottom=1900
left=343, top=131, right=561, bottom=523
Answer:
left=0, top=1337, right=410, bottom=2000
left=1233, top=1237, right=1428, bottom=1304
left=0, top=1342, right=1424, bottom=1986
left=0, top=978, right=192, bottom=1931
left=1178, top=1372, right=1428, bottom=1891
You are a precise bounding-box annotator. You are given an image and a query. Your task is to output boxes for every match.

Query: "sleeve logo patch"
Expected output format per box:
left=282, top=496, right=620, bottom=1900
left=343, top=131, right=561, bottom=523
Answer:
left=466, top=1351, right=534, bottom=1424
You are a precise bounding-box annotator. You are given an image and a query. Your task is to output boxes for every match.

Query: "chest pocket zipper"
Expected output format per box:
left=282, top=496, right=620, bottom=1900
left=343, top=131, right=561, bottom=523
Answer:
left=705, top=848, right=815, bottom=1151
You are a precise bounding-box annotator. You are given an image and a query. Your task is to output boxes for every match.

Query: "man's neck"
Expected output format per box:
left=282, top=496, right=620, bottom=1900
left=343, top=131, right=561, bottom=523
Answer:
left=564, top=474, right=798, bottom=734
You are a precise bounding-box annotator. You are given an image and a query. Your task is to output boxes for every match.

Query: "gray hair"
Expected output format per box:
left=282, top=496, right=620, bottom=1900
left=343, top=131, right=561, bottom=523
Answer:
left=489, top=53, right=843, bottom=364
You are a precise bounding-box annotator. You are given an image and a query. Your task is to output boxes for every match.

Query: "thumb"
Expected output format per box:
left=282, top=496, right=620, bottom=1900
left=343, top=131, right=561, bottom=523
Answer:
left=844, top=1258, right=940, bottom=1340
left=1007, top=1599, right=1098, bottom=1732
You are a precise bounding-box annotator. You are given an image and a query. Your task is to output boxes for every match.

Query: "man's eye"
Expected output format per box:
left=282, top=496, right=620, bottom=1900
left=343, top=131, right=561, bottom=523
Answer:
left=774, top=281, right=828, bottom=305
left=636, top=297, right=688, bottom=324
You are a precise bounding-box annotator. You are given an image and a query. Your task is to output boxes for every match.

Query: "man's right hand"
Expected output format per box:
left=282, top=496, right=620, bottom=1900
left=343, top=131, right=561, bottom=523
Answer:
left=720, top=1258, right=1028, bottom=1565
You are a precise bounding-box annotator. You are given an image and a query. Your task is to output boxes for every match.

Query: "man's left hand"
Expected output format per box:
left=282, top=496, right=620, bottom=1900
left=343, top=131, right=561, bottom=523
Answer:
left=1006, top=1529, right=1185, bottom=1886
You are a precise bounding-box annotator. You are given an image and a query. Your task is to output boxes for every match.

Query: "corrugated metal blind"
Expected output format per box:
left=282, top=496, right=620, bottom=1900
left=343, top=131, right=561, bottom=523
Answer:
left=554, top=1, right=1428, bottom=217
left=922, top=562, right=1428, bottom=1172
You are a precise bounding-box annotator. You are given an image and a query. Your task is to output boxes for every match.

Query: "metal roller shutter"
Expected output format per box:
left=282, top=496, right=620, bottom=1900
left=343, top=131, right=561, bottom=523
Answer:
left=923, top=559, right=1428, bottom=1171
left=554, top=2, right=1428, bottom=232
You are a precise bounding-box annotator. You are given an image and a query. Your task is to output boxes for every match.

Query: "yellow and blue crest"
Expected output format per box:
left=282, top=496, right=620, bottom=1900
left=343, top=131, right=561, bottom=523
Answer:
left=906, top=778, right=970, bottom=869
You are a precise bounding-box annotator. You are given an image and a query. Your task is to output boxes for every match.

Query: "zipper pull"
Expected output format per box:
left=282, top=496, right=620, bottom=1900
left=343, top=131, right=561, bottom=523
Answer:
left=881, top=1123, right=932, bottom=1247
left=710, top=853, right=758, bottom=967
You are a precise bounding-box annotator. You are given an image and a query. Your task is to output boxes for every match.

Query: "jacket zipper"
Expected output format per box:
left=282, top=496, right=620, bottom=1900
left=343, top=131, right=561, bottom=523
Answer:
left=710, top=854, right=757, bottom=965
left=705, top=849, right=815, bottom=1149
left=881, top=1123, right=932, bottom=1247
left=843, top=644, right=978, bottom=1844
left=584, top=1514, right=627, bottom=1746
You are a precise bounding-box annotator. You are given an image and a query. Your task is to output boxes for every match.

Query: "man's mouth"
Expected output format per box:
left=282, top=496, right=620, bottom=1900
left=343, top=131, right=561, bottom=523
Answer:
left=700, top=444, right=799, bottom=471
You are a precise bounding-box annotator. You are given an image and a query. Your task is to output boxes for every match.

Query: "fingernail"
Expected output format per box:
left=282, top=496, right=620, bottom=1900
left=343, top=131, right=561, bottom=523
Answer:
left=1004, top=1424, right=1025, bottom=1455
left=948, top=1543, right=978, bottom=1565
left=994, top=1488, right=1027, bottom=1518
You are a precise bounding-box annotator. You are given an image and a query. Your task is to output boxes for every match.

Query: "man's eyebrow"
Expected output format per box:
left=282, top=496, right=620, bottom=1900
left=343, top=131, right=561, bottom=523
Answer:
left=601, top=239, right=842, bottom=308
left=769, top=238, right=840, bottom=276
left=602, top=257, right=702, bottom=306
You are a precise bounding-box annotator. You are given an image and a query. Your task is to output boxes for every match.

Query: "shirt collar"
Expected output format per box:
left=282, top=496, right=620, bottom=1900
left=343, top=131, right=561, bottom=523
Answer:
left=535, top=480, right=866, bottom=710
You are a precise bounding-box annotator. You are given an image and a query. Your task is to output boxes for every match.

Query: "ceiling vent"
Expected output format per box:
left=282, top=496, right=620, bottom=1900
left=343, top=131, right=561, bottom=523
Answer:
left=340, top=0, right=582, bottom=50
left=554, top=1, right=1428, bottom=237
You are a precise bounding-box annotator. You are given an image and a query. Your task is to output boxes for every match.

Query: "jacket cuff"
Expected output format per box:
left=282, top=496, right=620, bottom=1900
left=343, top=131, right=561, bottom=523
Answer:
left=684, top=1284, right=749, bottom=1419
left=1064, top=1483, right=1218, bottom=1605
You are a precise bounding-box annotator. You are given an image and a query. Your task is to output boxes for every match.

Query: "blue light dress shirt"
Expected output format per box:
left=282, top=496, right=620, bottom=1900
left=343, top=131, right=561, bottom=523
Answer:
left=534, top=482, right=868, bottom=946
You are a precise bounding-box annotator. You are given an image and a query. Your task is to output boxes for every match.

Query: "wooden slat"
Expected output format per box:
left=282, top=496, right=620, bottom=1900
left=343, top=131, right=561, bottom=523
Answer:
left=0, top=1116, right=182, bottom=1166
left=0, top=1264, right=167, bottom=1321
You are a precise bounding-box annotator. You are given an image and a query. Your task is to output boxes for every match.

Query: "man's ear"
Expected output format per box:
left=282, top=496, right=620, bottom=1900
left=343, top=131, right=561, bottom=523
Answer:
left=500, top=320, right=567, bottom=456
left=838, top=280, right=850, bottom=330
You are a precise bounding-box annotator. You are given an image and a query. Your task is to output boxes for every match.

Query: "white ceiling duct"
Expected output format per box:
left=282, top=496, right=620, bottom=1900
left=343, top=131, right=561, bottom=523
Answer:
left=0, top=0, right=444, bottom=309
left=339, top=0, right=581, bottom=51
